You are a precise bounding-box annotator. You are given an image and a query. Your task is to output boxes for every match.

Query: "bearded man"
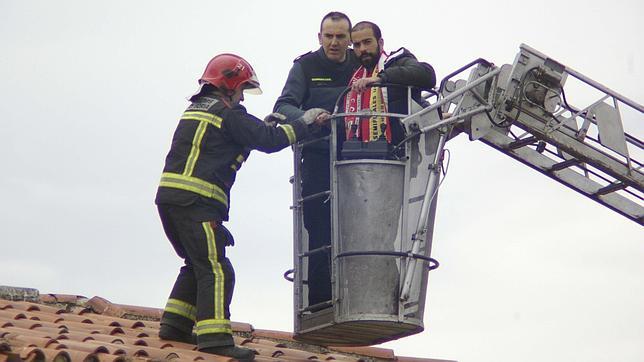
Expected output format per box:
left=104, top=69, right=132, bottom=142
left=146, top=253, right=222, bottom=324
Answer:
left=344, top=21, right=436, bottom=149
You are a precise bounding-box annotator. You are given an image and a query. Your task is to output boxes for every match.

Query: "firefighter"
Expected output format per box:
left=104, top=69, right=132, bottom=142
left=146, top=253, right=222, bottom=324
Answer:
left=155, top=53, right=328, bottom=361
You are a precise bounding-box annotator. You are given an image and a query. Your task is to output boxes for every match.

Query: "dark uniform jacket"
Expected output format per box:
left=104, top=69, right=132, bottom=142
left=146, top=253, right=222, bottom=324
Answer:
left=273, top=47, right=359, bottom=151
left=156, top=94, right=310, bottom=221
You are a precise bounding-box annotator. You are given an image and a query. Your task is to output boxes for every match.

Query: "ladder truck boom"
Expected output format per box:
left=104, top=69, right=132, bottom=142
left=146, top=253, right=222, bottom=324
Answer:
left=405, top=44, right=644, bottom=224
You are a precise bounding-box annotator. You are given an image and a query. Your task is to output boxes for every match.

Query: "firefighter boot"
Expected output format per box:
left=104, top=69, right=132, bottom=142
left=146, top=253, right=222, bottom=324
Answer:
left=201, top=345, right=256, bottom=361
left=159, top=324, right=197, bottom=344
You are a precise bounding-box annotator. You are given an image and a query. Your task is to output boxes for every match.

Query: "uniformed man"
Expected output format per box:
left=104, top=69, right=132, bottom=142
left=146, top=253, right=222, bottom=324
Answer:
left=155, top=53, right=328, bottom=361
left=273, top=11, right=359, bottom=307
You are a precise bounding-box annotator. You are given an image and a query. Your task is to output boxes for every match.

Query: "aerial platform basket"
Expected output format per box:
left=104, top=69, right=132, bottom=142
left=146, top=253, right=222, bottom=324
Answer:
left=286, top=42, right=643, bottom=346
left=288, top=86, right=444, bottom=346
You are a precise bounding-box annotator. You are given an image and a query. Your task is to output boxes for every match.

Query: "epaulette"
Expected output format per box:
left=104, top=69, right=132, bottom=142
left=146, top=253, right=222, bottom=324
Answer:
left=187, top=97, right=219, bottom=111
left=293, top=50, right=313, bottom=63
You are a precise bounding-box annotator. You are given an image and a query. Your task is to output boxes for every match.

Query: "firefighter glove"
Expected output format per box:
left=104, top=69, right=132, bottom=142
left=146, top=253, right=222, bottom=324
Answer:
left=300, top=108, right=329, bottom=125
left=263, top=112, right=287, bottom=126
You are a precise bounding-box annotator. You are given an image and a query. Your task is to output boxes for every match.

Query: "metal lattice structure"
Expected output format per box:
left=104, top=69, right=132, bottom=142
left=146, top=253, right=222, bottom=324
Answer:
left=406, top=44, right=643, bottom=224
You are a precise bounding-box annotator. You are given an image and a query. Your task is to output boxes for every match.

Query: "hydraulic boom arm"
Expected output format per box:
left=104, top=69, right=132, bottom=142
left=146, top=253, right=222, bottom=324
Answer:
left=403, top=44, right=644, bottom=225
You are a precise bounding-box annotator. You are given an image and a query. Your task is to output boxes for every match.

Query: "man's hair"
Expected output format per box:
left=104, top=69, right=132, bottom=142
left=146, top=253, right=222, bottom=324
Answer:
left=351, top=21, right=382, bottom=40
left=319, top=11, right=352, bottom=32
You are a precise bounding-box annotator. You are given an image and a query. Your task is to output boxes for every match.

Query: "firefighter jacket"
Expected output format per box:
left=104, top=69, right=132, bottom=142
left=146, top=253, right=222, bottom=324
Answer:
left=155, top=94, right=310, bottom=220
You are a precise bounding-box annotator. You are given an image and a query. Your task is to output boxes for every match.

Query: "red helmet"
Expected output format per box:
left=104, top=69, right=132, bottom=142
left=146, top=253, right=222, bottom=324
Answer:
left=199, top=53, right=262, bottom=95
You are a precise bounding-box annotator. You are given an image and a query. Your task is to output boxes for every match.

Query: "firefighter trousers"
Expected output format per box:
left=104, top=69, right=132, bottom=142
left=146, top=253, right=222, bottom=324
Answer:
left=157, top=204, right=235, bottom=349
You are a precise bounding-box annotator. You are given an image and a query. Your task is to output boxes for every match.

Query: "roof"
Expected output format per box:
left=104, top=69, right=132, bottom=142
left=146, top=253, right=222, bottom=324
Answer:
left=0, top=286, right=455, bottom=362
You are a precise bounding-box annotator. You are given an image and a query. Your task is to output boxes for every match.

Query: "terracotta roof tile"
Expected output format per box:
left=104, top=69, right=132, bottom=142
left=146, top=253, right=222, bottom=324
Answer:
left=82, top=334, right=128, bottom=345
left=6, top=334, right=60, bottom=349
left=396, top=357, right=458, bottom=362
left=319, top=352, right=358, bottom=361
left=57, top=332, right=93, bottom=343
left=133, top=337, right=174, bottom=349
left=84, top=313, right=151, bottom=329
left=29, top=319, right=67, bottom=332
left=246, top=338, right=282, bottom=347
left=252, top=329, right=296, bottom=342
left=43, top=347, right=76, bottom=361
left=38, top=294, right=88, bottom=305
left=166, top=348, right=235, bottom=362
left=85, top=297, right=162, bottom=320
left=231, top=321, right=253, bottom=333
left=17, top=346, right=48, bottom=360
left=20, top=310, right=65, bottom=324
left=253, top=357, right=281, bottom=362
left=72, top=307, right=93, bottom=315
left=63, top=349, right=101, bottom=362
left=58, top=340, right=112, bottom=355
left=237, top=341, right=282, bottom=358
left=55, top=314, right=95, bottom=325
left=1, top=292, right=448, bottom=362
left=0, top=311, right=27, bottom=322
left=233, top=335, right=253, bottom=346
left=274, top=347, right=327, bottom=360
left=150, top=339, right=197, bottom=351
left=118, top=328, right=150, bottom=339
left=4, top=326, right=58, bottom=340
left=8, top=302, right=62, bottom=315
left=96, top=353, right=128, bottom=362
left=328, top=345, right=396, bottom=359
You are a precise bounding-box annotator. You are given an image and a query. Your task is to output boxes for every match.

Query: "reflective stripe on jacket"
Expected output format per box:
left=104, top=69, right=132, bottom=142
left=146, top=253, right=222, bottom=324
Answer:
left=156, top=94, right=309, bottom=220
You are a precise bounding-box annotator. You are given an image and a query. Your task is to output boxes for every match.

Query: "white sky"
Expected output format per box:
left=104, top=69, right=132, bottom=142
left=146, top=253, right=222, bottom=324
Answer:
left=1, top=1, right=642, bottom=361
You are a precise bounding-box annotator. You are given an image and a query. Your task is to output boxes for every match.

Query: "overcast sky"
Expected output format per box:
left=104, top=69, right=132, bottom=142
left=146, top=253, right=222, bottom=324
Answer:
left=1, top=1, right=642, bottom=361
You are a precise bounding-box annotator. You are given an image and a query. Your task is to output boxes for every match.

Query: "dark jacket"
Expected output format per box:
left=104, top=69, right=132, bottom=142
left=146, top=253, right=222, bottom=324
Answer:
left=274, top=47, right=359, bottom=151
left=375, top=47, right=436, bottom=145
left=156, top=94, right=310, bottom=220
left=378, top=47, right=436, bottom=116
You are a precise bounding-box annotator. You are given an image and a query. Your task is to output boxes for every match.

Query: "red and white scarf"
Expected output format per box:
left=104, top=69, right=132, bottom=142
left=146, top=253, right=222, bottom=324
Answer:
left=344, top=51, right=391, bottom=142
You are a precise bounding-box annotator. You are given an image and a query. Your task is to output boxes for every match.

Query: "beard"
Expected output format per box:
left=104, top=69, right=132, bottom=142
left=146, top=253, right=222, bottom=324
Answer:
left=359, top=45, right=381, bottom=69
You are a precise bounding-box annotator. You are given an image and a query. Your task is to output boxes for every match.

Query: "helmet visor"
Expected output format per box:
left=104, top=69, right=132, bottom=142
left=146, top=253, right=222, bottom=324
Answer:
left=243, top=74, right=262, bottom=95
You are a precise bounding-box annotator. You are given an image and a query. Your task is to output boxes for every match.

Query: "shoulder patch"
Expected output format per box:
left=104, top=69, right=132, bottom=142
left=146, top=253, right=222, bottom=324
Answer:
left=187, top=97, right=218, bottom=111
left=293, top=50, right=313, bottom=63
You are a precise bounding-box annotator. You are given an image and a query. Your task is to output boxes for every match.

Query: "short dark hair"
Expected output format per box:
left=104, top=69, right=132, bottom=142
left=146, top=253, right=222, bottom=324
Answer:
left=320, top=11, right=352, bottom=32
left=351, top=21, right=382, bottom=40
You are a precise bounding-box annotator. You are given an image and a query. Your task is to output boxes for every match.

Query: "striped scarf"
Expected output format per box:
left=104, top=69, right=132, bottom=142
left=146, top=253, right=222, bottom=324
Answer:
left=344, top=52, right=390, bottom=142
